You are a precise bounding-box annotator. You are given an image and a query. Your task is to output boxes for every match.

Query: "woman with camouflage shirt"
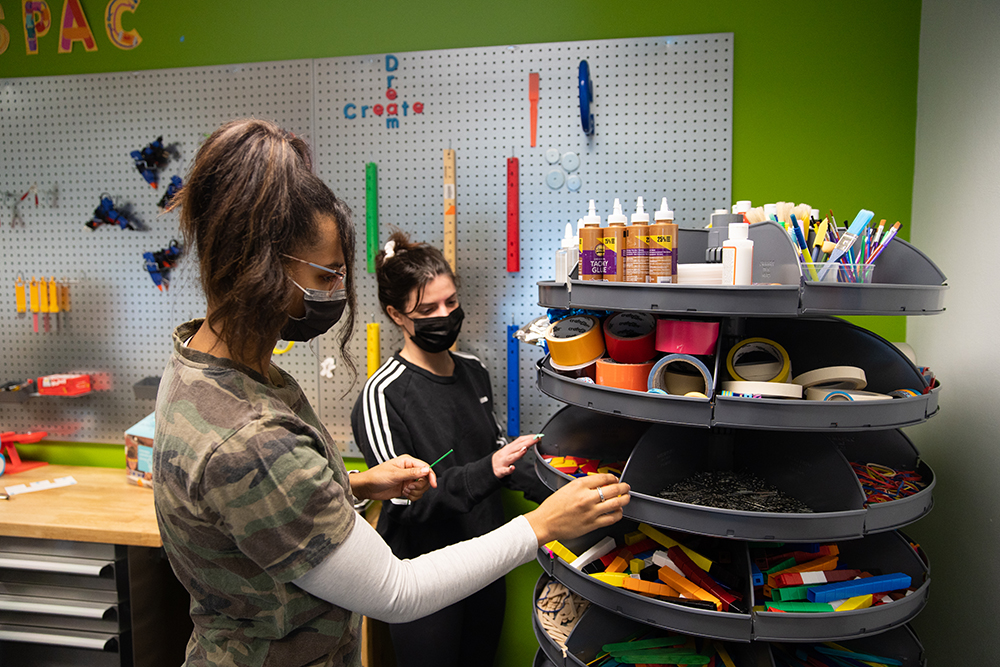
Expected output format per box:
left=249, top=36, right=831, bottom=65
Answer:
left=153, top=118, right=630, bottom=667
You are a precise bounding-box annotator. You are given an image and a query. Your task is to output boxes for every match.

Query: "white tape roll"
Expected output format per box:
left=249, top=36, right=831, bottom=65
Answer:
left=805, top=387, right=891, bottom=402
left=720, top=380, right=803, bottom=399
left=792, top=366, right=867, bottom=390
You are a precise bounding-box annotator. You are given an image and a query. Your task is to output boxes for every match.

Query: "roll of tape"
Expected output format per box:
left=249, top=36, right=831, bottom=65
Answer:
left=596, top=357, right=657, bottom=392
left=648, top=354, right=715, bottom=398
left=805, top=387, right=891, bottom=402
left=655, top=319, right=720, bottom=356
left=792, top=366, right=867, bottom=390
left=889, top=388, right=921, bottom=398
left=603, top=312, right=657, bottom=363
left=726, top=338, right=791, bottom=383
left=546, top=315, right=605, bottom=368
left=720, top=380, right=802, bottom=399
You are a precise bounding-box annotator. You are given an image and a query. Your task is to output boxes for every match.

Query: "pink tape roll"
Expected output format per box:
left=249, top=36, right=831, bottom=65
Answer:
left=655, top=319, right=720, bottom=356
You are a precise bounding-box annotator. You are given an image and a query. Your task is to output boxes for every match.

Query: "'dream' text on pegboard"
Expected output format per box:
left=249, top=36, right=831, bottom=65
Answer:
left=342, top=54, right=424, bottom=129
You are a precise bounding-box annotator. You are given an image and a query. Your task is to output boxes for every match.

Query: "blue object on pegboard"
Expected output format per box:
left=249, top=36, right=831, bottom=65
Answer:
left=578, top=60, right=595, bottom=136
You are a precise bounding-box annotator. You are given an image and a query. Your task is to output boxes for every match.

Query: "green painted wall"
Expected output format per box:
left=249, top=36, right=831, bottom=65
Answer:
left=3, top=2, right=922, bottom=665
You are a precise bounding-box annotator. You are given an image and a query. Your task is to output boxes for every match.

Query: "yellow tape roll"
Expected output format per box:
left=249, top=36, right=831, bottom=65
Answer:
left=546, top=315, right=605, bottom=368
left=726, top=337, right=791, bottom=383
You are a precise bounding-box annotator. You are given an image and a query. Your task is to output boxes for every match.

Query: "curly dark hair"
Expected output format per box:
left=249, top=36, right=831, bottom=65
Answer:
left=171, top=118, right=357, bottom=377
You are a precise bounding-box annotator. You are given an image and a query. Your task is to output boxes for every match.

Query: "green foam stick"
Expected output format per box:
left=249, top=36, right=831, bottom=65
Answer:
left=603, top=636, right=685, bottom=653
left=366, top=162, right=378, bottom=273
left=615, top=649, right=711, bottom=665
left=771, top=584, right=810, bottom=601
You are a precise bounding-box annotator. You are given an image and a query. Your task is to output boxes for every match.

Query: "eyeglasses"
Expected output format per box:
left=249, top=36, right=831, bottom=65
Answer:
left=282, top=254, right=347, bottom=297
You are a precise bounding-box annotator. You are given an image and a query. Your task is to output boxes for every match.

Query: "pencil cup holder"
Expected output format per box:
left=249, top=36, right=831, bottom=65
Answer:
left=815, top=262, right=875, bottom=284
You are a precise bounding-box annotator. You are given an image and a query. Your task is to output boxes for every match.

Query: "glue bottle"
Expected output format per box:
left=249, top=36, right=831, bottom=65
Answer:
left=625, top=196, right=650, bottom=283
left=648, top=197, right=678, bottom=283
left=555, top=222, right=578, bottom=284
left=721, top=221, right=754, bottom=285
left=602, top=199, right=628, bottom=282
left=579, top=200, right=603, bottom=281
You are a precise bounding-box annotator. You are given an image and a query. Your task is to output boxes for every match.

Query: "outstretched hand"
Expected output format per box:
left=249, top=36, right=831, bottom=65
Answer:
left=525, top=473, right=630, bottom=546
left=492, top=433, right=542, bottom=478
left=350, top=455, right=438, bottom=502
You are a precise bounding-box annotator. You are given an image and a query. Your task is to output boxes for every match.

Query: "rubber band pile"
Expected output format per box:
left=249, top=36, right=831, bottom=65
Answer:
left=850, top=462, right=926, bottom=505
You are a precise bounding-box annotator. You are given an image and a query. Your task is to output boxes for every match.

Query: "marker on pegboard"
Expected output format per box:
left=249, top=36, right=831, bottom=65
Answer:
left=528, top=73, right=539, bottom=148
left=507, top=319, right=520, bottom=438
left=365, top=162, right=378, bottom=273
left=507, top=156, right=519, bottom=272
left=443, top=149, right=457, bottom=272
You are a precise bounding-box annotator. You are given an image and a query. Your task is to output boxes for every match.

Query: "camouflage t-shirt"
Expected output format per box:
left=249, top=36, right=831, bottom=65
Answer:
left=153, top=320, right=359, bottom=667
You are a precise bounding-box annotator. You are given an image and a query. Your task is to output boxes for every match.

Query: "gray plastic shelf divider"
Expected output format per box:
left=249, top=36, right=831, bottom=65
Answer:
left=620, top=427, right=868, bottom=542
left=751, top=531, right=930, bottom=642
left=537, top=523, right=754, bottom=642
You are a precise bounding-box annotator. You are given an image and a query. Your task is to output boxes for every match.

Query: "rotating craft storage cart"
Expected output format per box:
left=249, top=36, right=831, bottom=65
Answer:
left=529, top=221, right=944, bottom=665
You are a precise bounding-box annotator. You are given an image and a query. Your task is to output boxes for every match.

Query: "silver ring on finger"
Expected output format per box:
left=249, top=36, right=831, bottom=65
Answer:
left=597, top=487, right=606, bottom=503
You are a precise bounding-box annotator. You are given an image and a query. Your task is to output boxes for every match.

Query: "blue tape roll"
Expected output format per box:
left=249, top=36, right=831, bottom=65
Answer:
left=647, top=353, right=714, bottom=398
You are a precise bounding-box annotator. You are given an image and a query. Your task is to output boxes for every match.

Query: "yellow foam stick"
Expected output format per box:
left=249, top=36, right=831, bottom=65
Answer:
left=834, top=594, right=873, bottom=612
left=623, top=531, right=645, bottom=546
left=48, top=276, right=59, bottom=313
left=657, top=566, right=721, bottom=610
left=590, top=572, right=628, bottom=587
left=544, top=541, right=577, bottom=563
left=638, top=523, right=712, bottom=572
left=629, top=558, right=645, bottom=574
left=715, top=642, right=737, bottom=667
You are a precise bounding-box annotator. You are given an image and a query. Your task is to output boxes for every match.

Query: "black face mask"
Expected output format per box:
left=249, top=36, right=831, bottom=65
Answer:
left=409, top=305, right=464, bottom=353
left=281, top=291, right=347, bottom=342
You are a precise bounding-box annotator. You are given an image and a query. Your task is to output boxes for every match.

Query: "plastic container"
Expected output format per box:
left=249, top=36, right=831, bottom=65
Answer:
left=815, top=262, right=875, bottom=284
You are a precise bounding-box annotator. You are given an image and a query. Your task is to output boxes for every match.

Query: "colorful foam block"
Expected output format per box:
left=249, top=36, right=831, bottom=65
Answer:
left=623, top=577, right=680, bottom=599
left=544, top=540, right=577, bottom=563
left=657, top=566, right=721, bottom=610
left=832, top=594, right=873, bottom=611
left=570, top=536, right=617, bottom=569
left=807, top=573, right=912, bottom=603
left=767, top=554, right=838, bottom=588
left=591, top=572, right=629, bottom=586
left=773, top=568, right=863, bottom=588
left=766, top=601, right=835, bottom=613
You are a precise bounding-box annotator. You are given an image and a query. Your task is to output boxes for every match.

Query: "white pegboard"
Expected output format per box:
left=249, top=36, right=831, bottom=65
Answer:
left=0, top=35, right=732, bottom=455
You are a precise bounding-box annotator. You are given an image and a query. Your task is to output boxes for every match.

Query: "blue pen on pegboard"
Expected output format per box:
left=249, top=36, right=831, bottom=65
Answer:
left=507, top=320, right=520, bottom=438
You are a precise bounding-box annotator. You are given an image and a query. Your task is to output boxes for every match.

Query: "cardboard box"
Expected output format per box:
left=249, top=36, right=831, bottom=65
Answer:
left=37, top=373, right=91, bottom=396
left=125, top=412, right=155, bottom=489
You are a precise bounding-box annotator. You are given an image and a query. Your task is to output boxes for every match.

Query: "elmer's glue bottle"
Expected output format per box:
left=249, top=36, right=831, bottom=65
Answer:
left=721, top=221, right=754, bottom=285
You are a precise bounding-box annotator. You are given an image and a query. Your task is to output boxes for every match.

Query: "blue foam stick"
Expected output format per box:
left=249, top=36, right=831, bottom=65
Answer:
left=507, top=323, right=520, bottom=437
left=806, top=572, right=911, bottom=603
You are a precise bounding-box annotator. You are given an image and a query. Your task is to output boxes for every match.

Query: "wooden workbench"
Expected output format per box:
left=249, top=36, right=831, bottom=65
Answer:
left=0, top=464, right=162, bottom=547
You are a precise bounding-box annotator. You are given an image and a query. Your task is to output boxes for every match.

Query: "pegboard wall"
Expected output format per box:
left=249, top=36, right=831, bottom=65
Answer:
left=0, top=34, right=732, bottom=456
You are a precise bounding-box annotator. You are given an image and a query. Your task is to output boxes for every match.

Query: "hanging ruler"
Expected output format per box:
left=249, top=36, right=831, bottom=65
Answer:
left=507, top=157, right=519, bottom=272
left=443, top=149, right=457, bottom=271
left=365, top=162, right=378, bottom=273
left=507, top=322, right=520, bottom=438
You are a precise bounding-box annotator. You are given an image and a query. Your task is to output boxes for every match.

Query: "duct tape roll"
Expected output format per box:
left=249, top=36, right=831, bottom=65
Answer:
left=655, top=319, right=720, bottom=356
left=792, top=366, right=867, bottom=390
left=596, top=357, right=657, bottom=392
left=806, top=387, right=891, bottom=402
left=889, top=388, right=921, bottom=398
left=603, top=312, right=657, bottom=363
left=546, top=315, right=605, bottom=368
left=720, top=380, right=802, bottom=399
left=648, top=354, right=715, bottom=398
left=726, top=338, right=791, bottom=383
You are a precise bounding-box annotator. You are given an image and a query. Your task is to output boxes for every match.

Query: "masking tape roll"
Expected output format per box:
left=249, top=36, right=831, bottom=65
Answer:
left=603, top=312, right=657, bottom=363
left=720, top=380, right=802, bottom=399
left=806, top=387, right=891, bottom=402
left=792, top=366, right=867, bottom=390
left=596, top=357, right=657, bottom=392
left=726, top=338, right=791, bottom=383
left=546, top=315, right=605, bottom=368
left=655, top=319, right=720, bottom=356
left=648, top=354, right=715, bottom=398
left=889, top=388, right=921, bottom=398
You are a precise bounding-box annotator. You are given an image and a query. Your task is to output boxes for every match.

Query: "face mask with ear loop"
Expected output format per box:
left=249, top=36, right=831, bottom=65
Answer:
left=280, top=255, right=348, bottom=342
left=408, top=305, right=465, bottom=353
